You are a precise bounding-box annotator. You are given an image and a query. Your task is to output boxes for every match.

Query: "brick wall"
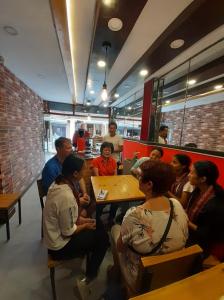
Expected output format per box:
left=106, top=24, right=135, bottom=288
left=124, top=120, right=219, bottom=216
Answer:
left=0, top=61, right=44, bottom=193
left=161, top=100, right=224, bottom=152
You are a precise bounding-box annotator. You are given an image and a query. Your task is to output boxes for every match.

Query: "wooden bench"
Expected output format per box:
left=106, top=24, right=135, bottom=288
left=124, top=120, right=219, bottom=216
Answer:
left=123, top=245, right=203, bottom=298
left=0, top=193, right=22, bottom=240
left=129, top=263, right=224, bottom=300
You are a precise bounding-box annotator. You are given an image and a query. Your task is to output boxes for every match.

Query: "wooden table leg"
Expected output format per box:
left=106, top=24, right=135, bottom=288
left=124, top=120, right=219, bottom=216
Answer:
left=18, top=198, right=22, bottom=224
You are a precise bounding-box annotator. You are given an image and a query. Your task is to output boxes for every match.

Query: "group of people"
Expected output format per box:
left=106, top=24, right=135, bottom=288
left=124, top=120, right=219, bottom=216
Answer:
left=41, top=121, right=224, bottom=292
left=42, top=121, right=123, bottom=284
left=111, top=149, right=224, bottom=291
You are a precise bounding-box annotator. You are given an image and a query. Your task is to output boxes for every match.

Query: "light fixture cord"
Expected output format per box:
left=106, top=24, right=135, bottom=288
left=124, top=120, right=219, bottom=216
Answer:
left=104, top=46, right=108, bottom=84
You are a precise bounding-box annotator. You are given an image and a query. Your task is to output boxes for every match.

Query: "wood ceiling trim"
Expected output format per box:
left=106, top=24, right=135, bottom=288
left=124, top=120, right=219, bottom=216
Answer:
left=49, top=0, right=75, bottom=103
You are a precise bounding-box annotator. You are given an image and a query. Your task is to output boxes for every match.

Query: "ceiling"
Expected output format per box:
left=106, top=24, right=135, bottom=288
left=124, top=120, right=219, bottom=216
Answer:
left=0, top=0, right=223, bottom=109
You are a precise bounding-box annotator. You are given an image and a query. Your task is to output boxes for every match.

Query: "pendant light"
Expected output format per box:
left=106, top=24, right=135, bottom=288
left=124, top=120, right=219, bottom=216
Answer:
left=101, top=41, right=111, bottom=101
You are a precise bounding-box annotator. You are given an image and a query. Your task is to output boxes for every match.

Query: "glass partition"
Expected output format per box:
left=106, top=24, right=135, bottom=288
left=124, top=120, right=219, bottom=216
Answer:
left=155, top=38, right=224, bottom=151
left=111, top=89, right=143, bottom=139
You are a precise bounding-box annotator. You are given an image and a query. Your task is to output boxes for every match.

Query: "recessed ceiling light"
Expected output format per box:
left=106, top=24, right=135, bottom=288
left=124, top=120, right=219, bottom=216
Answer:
left=114, top=93, right=119, bottom=98
left=3, top=25, right=18, bottom=36
left=108, top=18, right=123, bottom=31
left=188, top=79, right=196, bottom=85
left=165, top=100, right=171, bottom=104
left=214, top=84, right=223, bottom=90
left=139, top=69, right=148, bottom=77
left=170, top=39, right=185, bottom=49
left=97, top=60, right=106, bottom=68
left=128, top=106, right=132, bottom=110
left=90, top=90, right=95, bottom=94
left=87, top=102, right=91, bottom=106
left=103, top=103, right=108, bottom=107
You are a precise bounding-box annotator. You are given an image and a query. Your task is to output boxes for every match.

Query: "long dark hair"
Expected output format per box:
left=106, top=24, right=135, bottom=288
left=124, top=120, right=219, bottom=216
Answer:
left=174, top=154, right=191, bottom=173
left=193, top=160, right=223, bottom=196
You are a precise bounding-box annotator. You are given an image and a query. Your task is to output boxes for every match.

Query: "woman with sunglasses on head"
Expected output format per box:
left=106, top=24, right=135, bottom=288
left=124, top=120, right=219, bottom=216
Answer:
left=187, top=160, right=224, bottom=261
left=110, top=160, right=188, bottom=291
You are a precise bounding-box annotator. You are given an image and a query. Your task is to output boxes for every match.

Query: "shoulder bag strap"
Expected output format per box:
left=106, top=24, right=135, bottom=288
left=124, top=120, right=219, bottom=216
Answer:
left=129, top=199, right=174, bottom=256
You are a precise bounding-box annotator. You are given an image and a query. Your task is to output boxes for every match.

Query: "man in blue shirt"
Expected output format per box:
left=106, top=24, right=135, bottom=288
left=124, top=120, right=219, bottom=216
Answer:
left=42, top=137, right=72, bottom=193
left=42, top=138, right=89, bottom=206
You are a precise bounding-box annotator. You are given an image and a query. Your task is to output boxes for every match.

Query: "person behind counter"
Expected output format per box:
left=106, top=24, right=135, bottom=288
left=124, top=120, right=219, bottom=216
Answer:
left=43, top=154, right=109, bottom=283
left=103, top=121, right=123, bottom=163
left=111, top=160, right=188, bottom=291
left=131, top=146, right=164, bottom=176
left=158, top=125, right=168, bottom=144
left=72, top=123, right=90, bottom=151
left=187, top=161, right=224, bottom=261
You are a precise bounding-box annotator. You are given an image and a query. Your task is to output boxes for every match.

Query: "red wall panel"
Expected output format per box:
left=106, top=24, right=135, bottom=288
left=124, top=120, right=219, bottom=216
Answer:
left=140, top=80, right=153, bottom=140
left=123, top=140, right=224, bottom=186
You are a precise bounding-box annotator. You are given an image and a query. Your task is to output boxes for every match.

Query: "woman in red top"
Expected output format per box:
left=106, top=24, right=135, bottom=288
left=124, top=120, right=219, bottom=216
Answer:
left=92, top=142, right=117, bottom=176
left=93, top=142, right=117, bottom=225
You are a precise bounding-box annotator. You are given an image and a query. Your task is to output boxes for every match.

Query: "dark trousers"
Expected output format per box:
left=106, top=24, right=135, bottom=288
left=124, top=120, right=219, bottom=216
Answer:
left=48, top=222, right=109, bottom=279
left=96, top=204, right=119, bottom=222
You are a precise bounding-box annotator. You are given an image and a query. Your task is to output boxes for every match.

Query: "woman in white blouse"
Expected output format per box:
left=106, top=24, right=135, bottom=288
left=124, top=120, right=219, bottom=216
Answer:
left=43, top=154, right=109, bottom=282
left=111, top=160, right=188, bottom=291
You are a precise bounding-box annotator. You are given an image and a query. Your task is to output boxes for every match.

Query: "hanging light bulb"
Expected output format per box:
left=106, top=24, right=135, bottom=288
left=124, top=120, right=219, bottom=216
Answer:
left=101, top=82, right=108, bottom=101
left=100, top=41, right=111, bottom=103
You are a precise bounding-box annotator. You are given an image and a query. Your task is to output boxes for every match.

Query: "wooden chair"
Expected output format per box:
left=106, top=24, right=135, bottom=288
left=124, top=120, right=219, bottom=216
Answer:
left=36, top=179, right=46, bottom=238
left=123, top=245, right=203, bottom=298
left=202, top=255, right=220, bottom=269
left=48, top=255, right=63, bottom=300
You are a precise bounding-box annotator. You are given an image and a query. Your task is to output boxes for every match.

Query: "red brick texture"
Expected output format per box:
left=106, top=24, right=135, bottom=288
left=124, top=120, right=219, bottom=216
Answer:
left=161, top=101, right=224, bottom=152
left=0, top=62, right=44, bottom=193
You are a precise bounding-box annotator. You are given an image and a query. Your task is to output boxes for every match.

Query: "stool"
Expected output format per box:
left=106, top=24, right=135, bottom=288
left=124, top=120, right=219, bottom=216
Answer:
left=48, top=255, right=63, bottom=300
left=0, top=193, right=21, bottom=240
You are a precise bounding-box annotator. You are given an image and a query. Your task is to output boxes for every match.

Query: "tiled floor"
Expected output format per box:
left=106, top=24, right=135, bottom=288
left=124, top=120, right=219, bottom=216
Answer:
left=0, top=180, right=113, bottom=300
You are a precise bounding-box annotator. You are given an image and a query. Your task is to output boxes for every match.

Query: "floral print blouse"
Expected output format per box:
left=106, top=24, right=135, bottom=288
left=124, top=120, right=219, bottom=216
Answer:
left=120, top=198, right=189, bottom=289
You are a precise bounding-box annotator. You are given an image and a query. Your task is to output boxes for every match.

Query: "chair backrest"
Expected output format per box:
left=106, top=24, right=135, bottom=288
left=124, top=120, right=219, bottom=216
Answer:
left=37, top=179, right=46, bottom=210
left=139, top=245, right=203, bottom=292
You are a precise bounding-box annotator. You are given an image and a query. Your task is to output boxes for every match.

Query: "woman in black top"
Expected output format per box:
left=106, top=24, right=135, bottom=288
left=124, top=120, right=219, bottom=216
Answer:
left=187, top=160, right=224, bottom=260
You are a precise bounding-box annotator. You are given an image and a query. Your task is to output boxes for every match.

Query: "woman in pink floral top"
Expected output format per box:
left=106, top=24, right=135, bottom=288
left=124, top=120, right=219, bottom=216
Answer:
left=111, top=160, right=189, bottom=291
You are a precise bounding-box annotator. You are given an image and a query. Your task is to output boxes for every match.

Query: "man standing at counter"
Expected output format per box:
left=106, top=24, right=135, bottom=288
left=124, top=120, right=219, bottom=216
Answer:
left=103, top=121, right=123, bottom=163
left=158, top=125, right=169, bottom=144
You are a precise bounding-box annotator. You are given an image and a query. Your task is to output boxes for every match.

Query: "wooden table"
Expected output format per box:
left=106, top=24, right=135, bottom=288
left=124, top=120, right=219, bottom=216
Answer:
left=0, top=193, right=22, bottom=240
left=91, top=175, right=145, bottom=204
left=129, top=264, right=224, bottom=300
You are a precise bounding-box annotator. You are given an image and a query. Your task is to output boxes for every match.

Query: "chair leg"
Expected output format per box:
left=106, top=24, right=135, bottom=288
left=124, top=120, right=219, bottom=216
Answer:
left=41, top=214, right=43, bottom=239
left=6, top=219, right=10, bottom=241
left=50, top=267, right=57, bottom=300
